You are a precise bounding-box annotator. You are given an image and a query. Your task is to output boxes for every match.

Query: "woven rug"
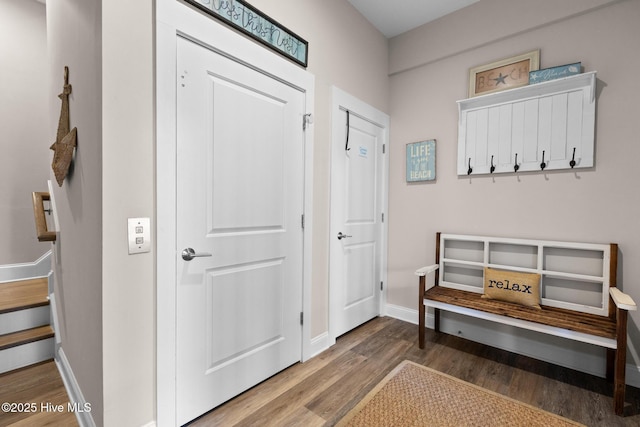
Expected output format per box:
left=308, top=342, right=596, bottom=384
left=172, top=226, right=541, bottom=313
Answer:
left=336, top=360, right=584, bottom=427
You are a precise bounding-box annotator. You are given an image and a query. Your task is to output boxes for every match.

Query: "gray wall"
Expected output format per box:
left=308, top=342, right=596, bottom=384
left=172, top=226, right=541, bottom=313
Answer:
left=0, top=0, right=49, bottom=265
left=245, top=0, right=390, bottom=337
left=388, top=0, right=640, bottom=368
left=47, top=0, right=103, bottom=423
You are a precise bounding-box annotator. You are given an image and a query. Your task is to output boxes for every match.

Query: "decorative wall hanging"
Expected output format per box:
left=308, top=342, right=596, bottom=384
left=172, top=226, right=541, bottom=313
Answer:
left=50, top=66, right=77, bottom=187
left=183, top=0, right=308, bottom=67
left=406, top=140, right=436, bottom=182
left=529, top=62, right=581, bottom=84
left=468, top=50, right=539, bottom=97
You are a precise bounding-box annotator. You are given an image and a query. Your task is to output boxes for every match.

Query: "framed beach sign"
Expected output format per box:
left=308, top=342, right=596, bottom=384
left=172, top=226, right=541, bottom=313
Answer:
left=469, top=50, right=540, bottom=97
left=406, top=140, right=436, bottom=182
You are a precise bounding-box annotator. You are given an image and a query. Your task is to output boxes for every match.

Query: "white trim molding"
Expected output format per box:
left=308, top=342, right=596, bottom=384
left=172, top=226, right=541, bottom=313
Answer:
left=329, top=86, right=390, bottom=344
left=0, top=251, right=52, bottom=283
left=307, top=332, right=334, bottom=361
left=56, top=348, right=96, bottom=427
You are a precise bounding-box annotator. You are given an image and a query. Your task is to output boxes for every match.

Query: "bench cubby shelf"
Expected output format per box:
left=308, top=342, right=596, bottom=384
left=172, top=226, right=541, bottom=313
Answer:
left=439, top=234, right=610, bottom=316
left=457, top=72, right=596, bottom=175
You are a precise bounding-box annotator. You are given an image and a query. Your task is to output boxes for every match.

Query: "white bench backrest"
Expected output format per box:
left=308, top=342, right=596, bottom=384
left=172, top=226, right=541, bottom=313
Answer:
left=438, top=234, right=613, bottom=317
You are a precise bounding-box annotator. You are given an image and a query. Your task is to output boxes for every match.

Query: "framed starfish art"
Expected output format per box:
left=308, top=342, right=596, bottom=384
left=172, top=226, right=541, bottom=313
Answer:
left=468, top=50, right=539, bottom=97
left=50, top=66, right=78, bottom=186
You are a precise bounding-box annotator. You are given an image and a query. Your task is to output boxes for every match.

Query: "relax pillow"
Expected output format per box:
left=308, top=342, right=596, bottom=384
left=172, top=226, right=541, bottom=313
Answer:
left=482, top=267, right=541, bottom=309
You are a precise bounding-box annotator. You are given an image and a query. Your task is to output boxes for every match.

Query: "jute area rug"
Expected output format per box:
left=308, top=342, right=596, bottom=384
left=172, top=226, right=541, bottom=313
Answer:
left=336, top=360, right=584, bottom=427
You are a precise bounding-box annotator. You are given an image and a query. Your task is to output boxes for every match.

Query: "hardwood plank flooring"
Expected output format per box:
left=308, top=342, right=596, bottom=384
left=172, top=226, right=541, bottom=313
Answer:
left=2, top=318, right=639, bottom=426
left=0, top=360, right=78, bottom=427
left=189, top=317, right=640, bottom=427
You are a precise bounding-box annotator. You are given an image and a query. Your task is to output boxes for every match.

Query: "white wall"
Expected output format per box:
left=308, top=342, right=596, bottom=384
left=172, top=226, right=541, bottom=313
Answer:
left=388, top=0, right=640, bottom=372
left=101, top=1, right=155, bottom=426
left=0, top=0, right=50, bottom=265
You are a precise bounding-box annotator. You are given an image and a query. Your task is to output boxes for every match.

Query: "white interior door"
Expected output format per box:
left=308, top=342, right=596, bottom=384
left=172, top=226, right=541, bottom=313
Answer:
left=175, top=37, right=305, bottom=425
left=330, top=93, right=388, bottom=339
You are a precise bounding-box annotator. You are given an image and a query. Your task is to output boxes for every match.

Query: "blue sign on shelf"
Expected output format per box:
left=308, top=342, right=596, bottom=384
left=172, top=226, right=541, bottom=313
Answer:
left=529, top=62, right=581, bottom=84
left=406, top=140, right=436, bottom=182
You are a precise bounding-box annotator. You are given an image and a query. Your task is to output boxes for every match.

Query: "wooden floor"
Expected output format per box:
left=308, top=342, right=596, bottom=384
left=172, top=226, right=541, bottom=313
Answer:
left=0, top=360, right=78, bottom=427
left=2, top=317, right=640, bottom=426
left=189, top=317, right=640, bottom=427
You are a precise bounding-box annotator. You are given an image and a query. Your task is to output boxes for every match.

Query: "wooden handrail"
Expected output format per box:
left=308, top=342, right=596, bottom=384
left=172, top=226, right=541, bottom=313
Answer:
left=32, top=192, right=56, bottom=242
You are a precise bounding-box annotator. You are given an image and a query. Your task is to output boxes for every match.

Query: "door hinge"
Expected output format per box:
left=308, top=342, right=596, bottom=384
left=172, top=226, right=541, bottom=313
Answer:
left=380, top=281, right=384, bottom=291
left=381, top=213, right=384, bottom=223
left=382, top=144, right=386, bottom=154
left=303, top=113, right=313, bottom=131
left=300, top=312, right=304, bottom=325
left=301, top=214, right=305, bottom=229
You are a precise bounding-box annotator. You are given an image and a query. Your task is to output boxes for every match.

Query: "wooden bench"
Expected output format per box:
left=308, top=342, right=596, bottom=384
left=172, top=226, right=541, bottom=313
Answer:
left=417, top=232, right=636, bottom=415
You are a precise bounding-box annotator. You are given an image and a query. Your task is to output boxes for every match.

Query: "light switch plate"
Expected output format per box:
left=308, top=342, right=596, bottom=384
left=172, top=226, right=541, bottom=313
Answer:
left=128, top=217, right=151, bottom=254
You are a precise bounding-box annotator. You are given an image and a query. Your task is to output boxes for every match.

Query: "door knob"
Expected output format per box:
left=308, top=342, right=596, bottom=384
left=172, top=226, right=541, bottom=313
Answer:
left=337, top=232, right=352, bottom=240
left=181, top=247, right=212, bottom=261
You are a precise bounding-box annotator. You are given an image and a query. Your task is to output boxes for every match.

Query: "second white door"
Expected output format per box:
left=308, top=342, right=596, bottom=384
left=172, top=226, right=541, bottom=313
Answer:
left=330, top=92, right=388, bottom=339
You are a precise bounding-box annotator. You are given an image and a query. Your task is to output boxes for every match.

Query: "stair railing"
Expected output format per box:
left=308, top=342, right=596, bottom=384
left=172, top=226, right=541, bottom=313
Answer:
left=31, top=192, right=56, bottom=242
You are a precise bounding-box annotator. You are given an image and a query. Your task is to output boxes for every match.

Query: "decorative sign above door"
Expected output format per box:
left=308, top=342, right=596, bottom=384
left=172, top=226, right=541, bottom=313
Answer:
left=184, top=0, right=308, bottom=67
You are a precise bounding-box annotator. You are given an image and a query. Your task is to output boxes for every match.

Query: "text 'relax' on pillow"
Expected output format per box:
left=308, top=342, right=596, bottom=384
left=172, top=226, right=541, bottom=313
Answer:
left=482, top=267, right=541, bottom=309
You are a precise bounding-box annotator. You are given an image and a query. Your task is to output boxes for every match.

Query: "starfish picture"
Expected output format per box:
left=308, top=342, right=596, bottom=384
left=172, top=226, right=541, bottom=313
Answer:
left=50, top=66, right=78, bottom=187
left=493, top=72, right=508, bottom=85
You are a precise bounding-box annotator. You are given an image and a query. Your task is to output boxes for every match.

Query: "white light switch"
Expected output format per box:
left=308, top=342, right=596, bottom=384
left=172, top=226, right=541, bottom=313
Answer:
left=128, top=218, right=151, bottom=254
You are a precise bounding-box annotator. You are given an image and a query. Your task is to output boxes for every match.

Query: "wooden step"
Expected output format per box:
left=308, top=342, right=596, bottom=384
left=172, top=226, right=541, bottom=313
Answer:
left=0, top=360, right=78, bottom=426
left=0, top=325, right=54, bottom=351
left=0, top=278, right=49, bottom=314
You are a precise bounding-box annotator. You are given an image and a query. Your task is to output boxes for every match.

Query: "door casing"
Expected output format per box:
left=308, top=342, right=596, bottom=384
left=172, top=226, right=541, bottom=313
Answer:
left=329, top=86, right=390, bottom=343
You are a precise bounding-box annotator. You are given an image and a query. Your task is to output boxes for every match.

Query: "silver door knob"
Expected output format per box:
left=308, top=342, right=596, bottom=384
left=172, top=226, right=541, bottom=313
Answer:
left=181, top=247, right=212, bottom=261
left=337, top=232, right=352, bottom=240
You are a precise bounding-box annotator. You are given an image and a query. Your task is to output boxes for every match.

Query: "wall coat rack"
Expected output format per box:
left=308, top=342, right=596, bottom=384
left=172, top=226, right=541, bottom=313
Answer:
left=50, top=66, right=77, bottom=186
left=458, top=72, right=596, bottom=176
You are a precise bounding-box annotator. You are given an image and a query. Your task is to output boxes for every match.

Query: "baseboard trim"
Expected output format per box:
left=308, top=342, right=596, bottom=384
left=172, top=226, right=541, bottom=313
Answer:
left=306, top=332, right=333, bottom=362
left=385, top=303, right=423, bottom=326
left=0, top=251, right=52, bottom=283
left=56, top=348, right=96, bottom=427
left=385, top=303, right=640, bottom=389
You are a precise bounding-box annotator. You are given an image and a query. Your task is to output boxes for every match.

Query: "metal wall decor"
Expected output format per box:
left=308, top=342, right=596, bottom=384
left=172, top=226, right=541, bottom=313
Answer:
left=184, top=0, right=308, bottom=67
left=50, top=66, right=77, bottom=187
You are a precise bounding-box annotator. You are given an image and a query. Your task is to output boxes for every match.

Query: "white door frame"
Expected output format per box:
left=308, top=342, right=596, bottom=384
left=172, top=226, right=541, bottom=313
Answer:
left=156, top=2, right=315, bottom=425
left=329, top=86, right=389, bottom=343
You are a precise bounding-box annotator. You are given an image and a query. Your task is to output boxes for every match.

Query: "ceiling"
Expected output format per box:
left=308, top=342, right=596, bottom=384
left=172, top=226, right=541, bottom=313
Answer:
left=347, top=0, right=480, bottom=38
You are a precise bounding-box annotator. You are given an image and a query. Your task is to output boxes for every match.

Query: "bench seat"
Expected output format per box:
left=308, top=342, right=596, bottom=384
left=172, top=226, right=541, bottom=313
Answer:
left=425, top=285, right=617, bottom=342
